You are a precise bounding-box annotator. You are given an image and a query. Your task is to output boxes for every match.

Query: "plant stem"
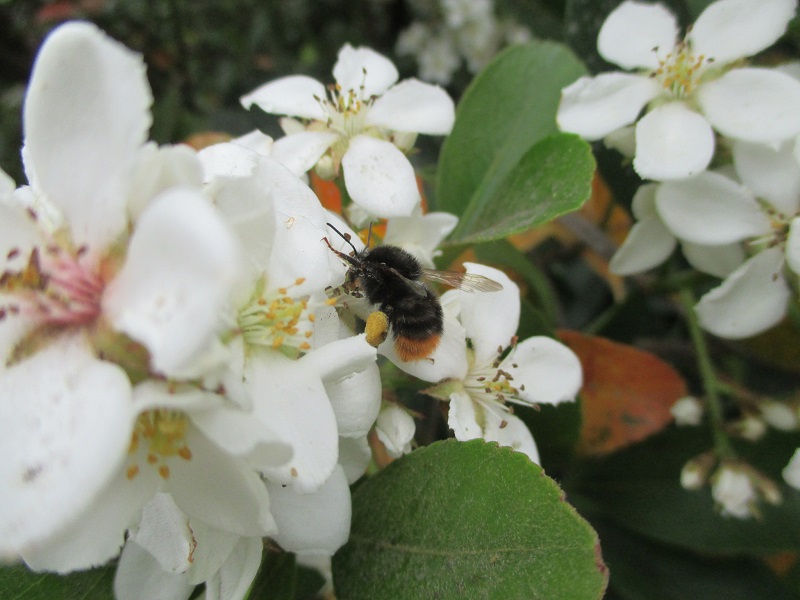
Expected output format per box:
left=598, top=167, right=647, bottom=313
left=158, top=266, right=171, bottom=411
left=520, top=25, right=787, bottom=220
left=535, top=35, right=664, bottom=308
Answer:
left=679, top=287, right=735, bottom=458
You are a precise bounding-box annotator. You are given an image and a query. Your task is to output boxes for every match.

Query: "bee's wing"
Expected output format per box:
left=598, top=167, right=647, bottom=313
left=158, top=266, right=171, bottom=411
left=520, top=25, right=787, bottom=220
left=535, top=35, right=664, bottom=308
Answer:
left=421, top=268, right=503, bottom=293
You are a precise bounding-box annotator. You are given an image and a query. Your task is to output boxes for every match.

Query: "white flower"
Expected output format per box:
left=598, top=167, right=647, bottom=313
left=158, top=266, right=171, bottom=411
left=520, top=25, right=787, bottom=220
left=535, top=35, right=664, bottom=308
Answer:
left=653, top=141, right=800, bottom=338
left=0, top=22, right=243, bottom=567
left=609, top=182, right=746, bottom=277
left=558, top=0, right=800, bottom=181
left=670, top=396, right=704, bottom=426
left=711, top=464, right=757, bottom=518
left=240, top=44, right=455, bottom=219
left=782, top=448, right=800, bottom=490
left=375, top=403, right=416, bottom=458
left=383, top=205, right=458, bottom=269
left=417, top=264, right=582, bottom=463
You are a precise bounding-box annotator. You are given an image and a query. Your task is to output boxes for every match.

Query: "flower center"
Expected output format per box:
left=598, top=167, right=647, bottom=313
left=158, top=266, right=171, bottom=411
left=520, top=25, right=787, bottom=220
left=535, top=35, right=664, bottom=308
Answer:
left=652, top=41, right=709, bottom=99
left=315, top=80, right=375, bottom=138
left=127, top=409, right=192, bottom=480
left=237, top=277, right=316, bottom=357
left=0, top=245, right=104, bottom=328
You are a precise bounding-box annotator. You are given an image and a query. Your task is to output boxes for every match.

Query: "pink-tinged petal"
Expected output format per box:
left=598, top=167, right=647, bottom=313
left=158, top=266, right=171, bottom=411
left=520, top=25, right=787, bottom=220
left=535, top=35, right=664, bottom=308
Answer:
left=339, top=437, right=371, bottom=485
left=634, top=102, right=715, bottom=180
left=380, top=309, right=469, bottom=382
left=114, top=540, right=194, bottom=600
left=695, top=248, right=790, bottom=338
left=22, top=464, right=156, bottom=573
left=698, top=68, right=800, bottom=144
left=655, top=171, right=770, bottom=244
left=22, top=22, right=151, bottom=251
left=558, top=73, right=660, bottom=141
left=598, top=1, right=678, bottom=70
left=333, top=44, right=398, bottom=97
left=325, top=362, right=381, bottom=438
left=266, top=465, right=351, bottom=555
left=610, top=216, right=677, bottom=275
left=271, top=131, right=338, bottom=177
left=103, top=189, right=241, bottom=377
left=448, top=391, right=483, bottom=441
left=250, top=352, right=339, bottom=493
left=203, top=537, right=263, bottom=600
left=689, top=0, right=796, bottom=65
left=787, top=216, right=800, bottom=275
left=733, top=140, right=800, bottom=215
left=240, top=75, right=326, bottom=121
left=128, top=143, right=204, bottom=220
left=375, top=404, right=415, bottom=458
left=482, top=413, right=541, bottom=465
left=504, top=336, right=582, bottom=406
left=168, top=428, right=276, bottom=538
left=342, top=135, right=420, bottom=218
left=0, top=334, right=134, bottom=559
left=459, top=263, right=518, bottom=368
left=682, top=241, right=745, bottom=278
left=367, top=79, right=455, bottom=135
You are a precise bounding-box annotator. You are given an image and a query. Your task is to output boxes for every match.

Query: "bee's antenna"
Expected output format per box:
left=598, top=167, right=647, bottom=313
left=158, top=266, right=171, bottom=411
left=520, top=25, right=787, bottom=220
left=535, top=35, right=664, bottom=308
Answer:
left=366, top=221, right=375, bottom=249
left=325, top=222, right=359, bottom=256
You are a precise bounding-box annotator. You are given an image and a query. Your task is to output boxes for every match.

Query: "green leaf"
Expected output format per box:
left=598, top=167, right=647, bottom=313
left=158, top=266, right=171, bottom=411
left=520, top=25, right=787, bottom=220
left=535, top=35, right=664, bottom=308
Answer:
left=332, top=439, right=608, bottom=600
left=593, top=519, right=797, bottom=600
left=246, top=551, right=325, bottom=600
left=567, top=427, right=800, bottom=554
left=436, top=40, right=587, bottom=218
left=0, top=564, right=116, bottom=600
left=448, top=133, right=595, bottom=244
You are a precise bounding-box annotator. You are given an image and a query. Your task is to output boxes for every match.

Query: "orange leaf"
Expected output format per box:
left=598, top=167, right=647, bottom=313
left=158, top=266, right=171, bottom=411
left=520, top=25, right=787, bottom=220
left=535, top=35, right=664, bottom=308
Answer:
left=558, top=330, right=687, bottom=457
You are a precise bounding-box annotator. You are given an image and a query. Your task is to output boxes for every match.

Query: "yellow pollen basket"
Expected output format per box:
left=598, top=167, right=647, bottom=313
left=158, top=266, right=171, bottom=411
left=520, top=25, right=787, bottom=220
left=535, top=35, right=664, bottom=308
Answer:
left=127, top=409, right=192, bottom=480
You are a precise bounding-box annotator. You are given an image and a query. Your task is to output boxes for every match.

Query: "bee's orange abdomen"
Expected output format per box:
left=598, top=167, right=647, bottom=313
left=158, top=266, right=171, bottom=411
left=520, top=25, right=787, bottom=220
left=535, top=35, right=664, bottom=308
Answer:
left=394, top=334, right=441, bottom=361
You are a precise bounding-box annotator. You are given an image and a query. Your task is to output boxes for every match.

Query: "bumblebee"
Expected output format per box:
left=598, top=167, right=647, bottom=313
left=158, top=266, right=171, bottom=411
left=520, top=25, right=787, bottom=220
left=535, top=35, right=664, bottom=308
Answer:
left=323, top=223, right=502, bottom=361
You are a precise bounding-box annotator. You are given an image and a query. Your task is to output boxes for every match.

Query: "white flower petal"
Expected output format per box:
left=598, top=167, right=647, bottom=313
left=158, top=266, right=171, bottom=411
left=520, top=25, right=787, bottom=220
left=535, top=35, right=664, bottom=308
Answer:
left=22, top=22, right=151, bottom=251
left=114, top=540, right=194, bottom=600
left=199, top=142, right=261, bottom=181
left=733, top=140, right=800, bottom=216
left=558, top=73, right=660, bottom=141
left=610, top=215, right=677, bottom=275
left=266, top=465, right=351, bottom=556
left=482, top=413, right=541, bottom=464
left=786, top=216, right=800, bottom=275
left=342, top=135, right=420, bottom=218
left=634, top=102, right=715, bottom=180
left=0, top=166, right=14, bottom=195
left=383, top=207, right=458, bottom=269
left=23, top=463, right=156, bottom=573
left=271, top=131, right=338, bottom=177
left=782, top=448, right=800, bottom=490
left=333, top=44, right=398, bottom=97
left=103, top=188, right=241, bottom=376
left=366, top=79, right=455, bottom=135
left=325, top=362, right=381, bottom=438
left=231, top=129, right=274, bottom=156
left=203, top=537, right=263, bottom=600
left=696, top=248, right=790, bottom=338
left=301, top=334, right=378, bottom=382
left=655, top=171, right=770, bottom=244
left=0, top=335, right=134, bottom=560
left=339, top=436, right=371, bottom=484
left=689, top=0, right=796, bottom=65
left=603, top=126, right=637, bottom=158
left=448, top=390, right=483, bottom=441
left=459, top=263, right=518, bottom=368
left=682, top=241, right=746, bottom=278
left=240, top=75, right=326, bottom=121
left=505, top=336, right=582, bottom=405
left=598, top=1, right=678, bottom=70
left=698, top=68, right=800, bottom=144
left=168, top=428, right=276, bottom=538
left=375, top=404, right=416, bottom=458
left=250, top=352, right=339, bottom=494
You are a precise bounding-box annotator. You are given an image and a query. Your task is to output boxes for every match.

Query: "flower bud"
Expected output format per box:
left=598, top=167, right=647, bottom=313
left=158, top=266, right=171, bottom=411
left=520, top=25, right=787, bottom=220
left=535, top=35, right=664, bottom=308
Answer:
left=670, top=396, right=703, bottom=426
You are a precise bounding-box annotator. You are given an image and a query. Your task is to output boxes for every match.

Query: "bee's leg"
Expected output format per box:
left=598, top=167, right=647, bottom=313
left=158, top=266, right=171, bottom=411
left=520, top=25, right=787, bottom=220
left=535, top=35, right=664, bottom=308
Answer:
left=365, top=311, right=390, bottom=347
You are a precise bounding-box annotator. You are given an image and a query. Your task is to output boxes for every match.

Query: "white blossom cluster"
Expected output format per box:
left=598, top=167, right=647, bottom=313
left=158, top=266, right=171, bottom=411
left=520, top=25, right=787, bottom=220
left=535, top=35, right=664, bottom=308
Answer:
left=0, top=23, right=582, bottom=597
left=558, top=0, right=800, bottom=519
left=395, top=0, right=532, bottom=84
